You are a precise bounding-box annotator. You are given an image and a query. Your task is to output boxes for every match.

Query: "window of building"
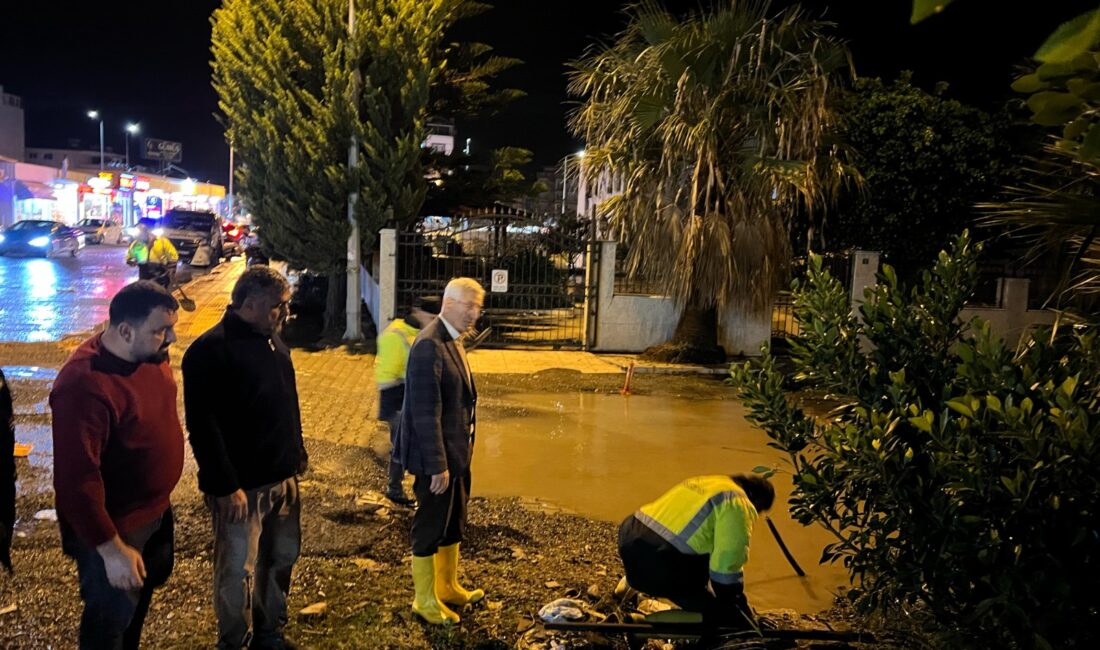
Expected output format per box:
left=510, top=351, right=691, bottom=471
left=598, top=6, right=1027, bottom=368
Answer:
left=43, top=153, right=54, bottom=160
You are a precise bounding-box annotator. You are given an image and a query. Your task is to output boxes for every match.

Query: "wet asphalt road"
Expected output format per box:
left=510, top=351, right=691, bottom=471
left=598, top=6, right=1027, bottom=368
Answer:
left=0, top=244, right=137, bottom=342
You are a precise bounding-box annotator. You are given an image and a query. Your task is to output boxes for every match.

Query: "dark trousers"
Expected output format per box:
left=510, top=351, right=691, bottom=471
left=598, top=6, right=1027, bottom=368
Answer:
left=207, top=478, right=301, bottom=650
left=384, top=413, right=405, bottom=495
left=411, top=467, right=470, bottom=556
left=61, top=509, right=175, bottom=650
left=618, top=515, right=753, bottom=629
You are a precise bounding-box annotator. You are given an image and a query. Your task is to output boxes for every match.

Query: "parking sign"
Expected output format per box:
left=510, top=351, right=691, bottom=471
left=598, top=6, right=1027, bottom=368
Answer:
left=491, top=269, right=508, bottom=293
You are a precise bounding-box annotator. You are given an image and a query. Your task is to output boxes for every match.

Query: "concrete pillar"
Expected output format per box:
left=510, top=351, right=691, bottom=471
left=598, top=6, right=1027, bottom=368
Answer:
left=587, top=241, right=617, bottom=350
left=1002, top=277, right=1030, bottom=314
left=379, top=228, right=397, bottom=328
left=849, top=250, right=880, bottom=306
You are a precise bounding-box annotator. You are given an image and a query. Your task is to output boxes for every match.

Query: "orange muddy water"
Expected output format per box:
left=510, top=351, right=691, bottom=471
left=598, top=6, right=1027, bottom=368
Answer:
left=471, top=391, right=851, bottom=614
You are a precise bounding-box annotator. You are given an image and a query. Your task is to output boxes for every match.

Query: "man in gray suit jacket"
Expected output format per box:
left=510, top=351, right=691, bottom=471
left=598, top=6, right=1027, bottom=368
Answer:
left=398, top=277, right=485, bottom=625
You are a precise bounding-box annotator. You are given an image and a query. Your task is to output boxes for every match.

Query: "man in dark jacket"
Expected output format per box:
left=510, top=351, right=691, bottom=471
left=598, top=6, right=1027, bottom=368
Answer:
left=1, top=368, right=14, bottom=574
left=398, top=277, right=485, bottom=625
left=182, top=266, right=306, bottom=650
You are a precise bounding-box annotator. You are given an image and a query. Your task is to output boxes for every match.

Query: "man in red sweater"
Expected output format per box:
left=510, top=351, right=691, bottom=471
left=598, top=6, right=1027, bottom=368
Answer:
left=50, top=281, right=184, bottom=650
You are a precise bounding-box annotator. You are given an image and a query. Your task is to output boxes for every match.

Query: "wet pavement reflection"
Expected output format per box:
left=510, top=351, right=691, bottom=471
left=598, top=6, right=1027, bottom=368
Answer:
left=0, top=246, right=136, bottom=341
left=473, top=391, right=852, bottom=613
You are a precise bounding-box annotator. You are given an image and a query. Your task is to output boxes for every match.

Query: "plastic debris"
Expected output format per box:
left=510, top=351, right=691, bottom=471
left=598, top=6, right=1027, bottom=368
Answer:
left=33, top=509, right=57, bottom=522
left=538, top=598, right=587, bottom=623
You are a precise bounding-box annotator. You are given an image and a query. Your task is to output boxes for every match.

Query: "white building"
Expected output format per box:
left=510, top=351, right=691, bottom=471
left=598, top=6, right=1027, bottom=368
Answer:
left=0, top=86, right=25, bottom=161
left=424, top=119, right=455, bottom=155
left=26, top=147, right=124, bottom=170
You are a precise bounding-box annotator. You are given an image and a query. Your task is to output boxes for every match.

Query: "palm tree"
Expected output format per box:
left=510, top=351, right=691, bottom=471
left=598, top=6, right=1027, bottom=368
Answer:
left=979, top=145, right=1100, bottom=313
left=568, top=0, right=855, bottom=361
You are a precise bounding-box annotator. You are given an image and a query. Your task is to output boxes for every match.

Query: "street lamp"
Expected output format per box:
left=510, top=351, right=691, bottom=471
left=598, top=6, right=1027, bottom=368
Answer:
left=124, top=123, right=140, bottom=169
left=561, top=149, right=585, bottom=215
left=87, top=110, right=104, bottom=172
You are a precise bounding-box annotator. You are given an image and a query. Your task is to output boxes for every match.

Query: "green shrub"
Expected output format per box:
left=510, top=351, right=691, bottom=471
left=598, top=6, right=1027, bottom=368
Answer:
left=729, top=233, right=1100, bottom=648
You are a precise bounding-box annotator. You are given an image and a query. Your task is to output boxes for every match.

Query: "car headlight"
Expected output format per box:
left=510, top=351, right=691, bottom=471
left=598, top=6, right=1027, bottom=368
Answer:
left=0, top=234, right=5, bottom=243
left=29, top=236, right=50, bottom=247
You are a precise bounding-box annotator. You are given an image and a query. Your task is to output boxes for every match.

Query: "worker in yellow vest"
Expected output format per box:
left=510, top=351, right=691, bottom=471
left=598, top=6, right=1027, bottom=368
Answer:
left=126, top=220, right=179, bottom=289
left=375, top=296, right=441, bottom=506
left=617, top=474, right=775, bottom=629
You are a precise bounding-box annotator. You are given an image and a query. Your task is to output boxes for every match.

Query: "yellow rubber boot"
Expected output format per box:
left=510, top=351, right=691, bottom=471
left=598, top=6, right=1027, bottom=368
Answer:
left=434, top=543, right=485, bottom=606
left=411, top=555, right=460, bottom=624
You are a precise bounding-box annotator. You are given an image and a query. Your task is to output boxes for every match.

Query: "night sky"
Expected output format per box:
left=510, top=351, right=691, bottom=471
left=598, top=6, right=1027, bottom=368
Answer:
left=1, top=1, right=1094, bottom=186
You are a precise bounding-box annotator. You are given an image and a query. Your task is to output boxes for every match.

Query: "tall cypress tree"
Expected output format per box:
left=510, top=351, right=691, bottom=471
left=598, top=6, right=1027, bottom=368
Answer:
left=211, top=0, right=469, bottom=329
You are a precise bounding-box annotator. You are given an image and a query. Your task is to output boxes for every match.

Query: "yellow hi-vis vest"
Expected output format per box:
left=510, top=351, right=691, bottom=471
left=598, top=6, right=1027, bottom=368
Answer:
left=126, top=237, right=179, bottom=265
left=375, top=318, right=419, bottom=389
left=635, top=475, right=759, bottom=586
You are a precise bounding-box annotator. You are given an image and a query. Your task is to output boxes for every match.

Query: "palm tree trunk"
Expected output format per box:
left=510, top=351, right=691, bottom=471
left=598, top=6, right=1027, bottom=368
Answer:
left=642, top=290, right=726, bottom=364
left=671, top=304, right=720, bottom=348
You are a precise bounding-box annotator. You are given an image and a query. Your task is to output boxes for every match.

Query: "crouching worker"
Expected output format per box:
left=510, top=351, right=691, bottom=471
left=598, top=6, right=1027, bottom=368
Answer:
left=616, top=474, right=775, bottom=630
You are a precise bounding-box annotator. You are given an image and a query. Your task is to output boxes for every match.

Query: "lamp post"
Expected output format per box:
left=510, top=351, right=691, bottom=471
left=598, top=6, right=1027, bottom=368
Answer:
left=561, top=149, right=585, bottom=215
left=124, top=123, right=140, bottom=169
left=87, top=110, right=104, bottom=172
left=344, top=0, right=363, bottom=341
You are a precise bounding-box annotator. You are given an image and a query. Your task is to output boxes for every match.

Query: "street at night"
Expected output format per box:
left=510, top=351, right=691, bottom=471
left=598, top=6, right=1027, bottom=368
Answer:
left=3, top=0, right=1100, bottom=648
left=0, top=246, right=135, bottom=342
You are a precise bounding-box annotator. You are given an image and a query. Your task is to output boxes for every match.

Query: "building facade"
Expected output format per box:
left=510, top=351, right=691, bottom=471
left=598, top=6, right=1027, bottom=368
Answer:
left=0, top=87, right=25, bottom=161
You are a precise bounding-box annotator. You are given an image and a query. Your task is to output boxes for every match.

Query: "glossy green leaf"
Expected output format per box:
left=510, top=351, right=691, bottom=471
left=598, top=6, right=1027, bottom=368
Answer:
left=1035, top=9, right=1100, bottom=64
left=1081, top=123, right=1100, bottom=161
left=1011, top=73, right=1047, bottom=94
left=1064, top=117, right=1092, bottom=140
left=910, top=0, right=955, bottom=24
left=946, top=399, right=974, bottom=418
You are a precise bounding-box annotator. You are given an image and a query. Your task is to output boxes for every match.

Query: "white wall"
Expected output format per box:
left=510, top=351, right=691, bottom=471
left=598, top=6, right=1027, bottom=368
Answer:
left=719, top=307, right=770, bottom=357
left=959, top=277, right=1055, bottom=345
left=591, top=241, right=769, bottom=356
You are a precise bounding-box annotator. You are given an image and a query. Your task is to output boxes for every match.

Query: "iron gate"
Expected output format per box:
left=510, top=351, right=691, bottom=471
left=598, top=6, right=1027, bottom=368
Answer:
left=395, top=211, right=596, bottom=349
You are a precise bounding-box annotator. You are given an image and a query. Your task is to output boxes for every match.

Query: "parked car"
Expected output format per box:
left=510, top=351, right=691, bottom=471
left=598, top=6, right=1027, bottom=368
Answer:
left=0, top=220, right=84, bottom=258
left=222, top=221, right=246, bottom=257
left=75, top=218, right=122, bottom=245
left=154, top=209, right=225, bottom=268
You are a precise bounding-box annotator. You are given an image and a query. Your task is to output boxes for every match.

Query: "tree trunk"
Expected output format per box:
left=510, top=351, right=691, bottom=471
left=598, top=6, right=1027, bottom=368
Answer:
left=323, top=270, right=346, bottom=337
left=642, top=304, right=726, bottom=364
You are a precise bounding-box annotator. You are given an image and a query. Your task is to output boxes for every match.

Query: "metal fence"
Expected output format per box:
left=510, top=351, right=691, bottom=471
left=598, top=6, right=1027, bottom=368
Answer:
left=772, top=252, right=855, bottom=339
left=395, top=216, right=595, bottom=349
left=613, top=242, right=666, bottom=296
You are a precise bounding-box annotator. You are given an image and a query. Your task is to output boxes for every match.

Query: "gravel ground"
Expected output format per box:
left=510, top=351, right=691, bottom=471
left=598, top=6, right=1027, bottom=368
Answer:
left=0, top=343, right=914, bottom=649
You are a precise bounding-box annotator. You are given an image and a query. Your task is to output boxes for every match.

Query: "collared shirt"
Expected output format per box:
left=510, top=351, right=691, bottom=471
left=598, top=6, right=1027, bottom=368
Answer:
left=439, top=315, right=462, bottom=341
left=438, top=315, right=473, bottom=418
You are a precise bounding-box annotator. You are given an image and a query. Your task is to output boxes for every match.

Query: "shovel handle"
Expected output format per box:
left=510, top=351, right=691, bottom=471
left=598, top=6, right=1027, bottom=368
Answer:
left=765, top=515, right=805, bottom=577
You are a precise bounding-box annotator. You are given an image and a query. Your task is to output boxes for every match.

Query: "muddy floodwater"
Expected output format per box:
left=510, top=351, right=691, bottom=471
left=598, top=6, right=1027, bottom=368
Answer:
left=472, top=391, right=851, bottom=614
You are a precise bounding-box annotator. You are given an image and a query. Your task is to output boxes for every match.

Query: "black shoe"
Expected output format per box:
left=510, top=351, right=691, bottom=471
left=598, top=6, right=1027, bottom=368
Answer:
left=385, top=490, right=416, bottom=507
left=251, top=637, right=298, bottom=650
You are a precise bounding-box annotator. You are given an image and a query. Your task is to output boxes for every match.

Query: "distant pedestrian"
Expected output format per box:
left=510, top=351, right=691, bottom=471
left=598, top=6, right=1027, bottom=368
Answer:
left=50, top=281, right=183, bottom=649
left=125, top=220, right=179, bottom=289
left=398, top=277, right=485, bottom=625
left=1, top=368, right=14, bottom=574
left=376, top=296, right=441, bottom=506
left=183, top=266, right=307, bottom=650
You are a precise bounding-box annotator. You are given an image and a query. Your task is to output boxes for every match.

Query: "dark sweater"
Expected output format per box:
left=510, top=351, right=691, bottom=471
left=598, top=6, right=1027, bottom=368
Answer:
left=50, top=335, right=184, bottom=547
left=182, top=311, right=306, bottom=497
